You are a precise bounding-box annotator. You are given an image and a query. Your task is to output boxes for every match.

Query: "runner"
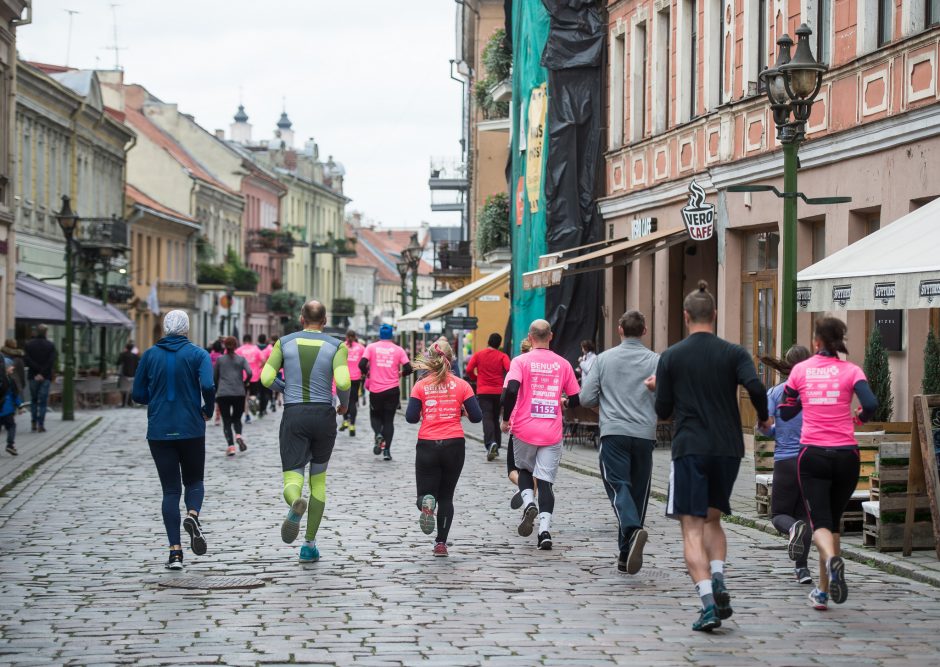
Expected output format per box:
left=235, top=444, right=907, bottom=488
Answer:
left=465, top=332, right=510, bottom=461
left=214, top=336, right=252, bottom=456
left=757, top=345, right=814, bottom=585
left=580, top=310, right=659, bottom=574
left=235, top=335, right=264, bottom=421
left=132, top=310, right=215, bottom=570
left=260, top=300, right=350, bottom=563
left=256, top=334, right=274, bottom=416
left=405, top=337, right=482, bottom=556
left=780, top=317, right=878, bottom=611
left=653, top=281, right=769, bottom=632
left=360, top=324, right=412, bottom=461
left=340, top=329, right=366, bottom=437
left=504, top=338, right=532, bottom=508
left=500, top=319, right=581, bottom=550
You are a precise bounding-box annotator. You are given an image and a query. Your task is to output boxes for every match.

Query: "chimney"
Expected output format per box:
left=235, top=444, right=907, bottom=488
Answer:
left=215, top=129, right=225, bottom=139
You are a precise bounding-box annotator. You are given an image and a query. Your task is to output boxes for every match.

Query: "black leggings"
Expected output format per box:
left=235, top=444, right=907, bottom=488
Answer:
left=348, top=380, right=362, bottom=425
left=478, top=393, right=502, bottom=449
left=149, top=438, right=205, bottom=547
left=415, top=438, right=466, bottom=543
left=797, top=445, right=860, bottom=533
left=370, top=387, right=400, bottom=453
left=506, top=434, right=518, bottom=476
left=771, top=456, right=811, bottom=568
left=216, top=395, right=245, bottom=447
left=517, top=468, right=555, bottom=514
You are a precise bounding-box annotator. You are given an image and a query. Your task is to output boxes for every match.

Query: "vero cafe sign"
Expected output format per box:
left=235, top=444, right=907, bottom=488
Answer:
left=681, top=181, right=715, bottom=241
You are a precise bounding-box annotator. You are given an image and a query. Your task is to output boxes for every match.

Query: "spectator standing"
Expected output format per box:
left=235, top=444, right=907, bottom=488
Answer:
left=24, top=324, right=56, bottom=433
left=117, top=343, right=140, bottom=407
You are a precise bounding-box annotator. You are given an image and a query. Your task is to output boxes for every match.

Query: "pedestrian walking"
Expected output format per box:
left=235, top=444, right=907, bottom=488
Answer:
left=132, top=310, right=215, bottom=570
left=340, top=329, right=366, bottom=437
left=465, top=333, right=510, bottom=462
left=235, top=335, right=264, bottom=421
left=758, top=345, right=814, bottom=585
left=779, top=317, right=878, bottom=611
left=2, top=339, right=26, bottom=396
left=209, top=339, right=224, bottom=425
left=117, top=342, right=140, bottom=407
left=260, top=300, right=351, bottom=563
left=580, top=310, right=659, bottom=574
left=653, top=281, right=769, bottom=632
left=500, top=319, right=581, bottom=550
left=1, top=359, right=23, bottom=455
left=256, top=334, right=274, bottom=416
left=214, top=336, right=252, bottom=456
left=577, top=340, right=597, bottom=380
left=405, top=337, right=482, bottom=557
left=360, top=324, right=412, bottom=461
left=23, top=324, right=56, bottom=433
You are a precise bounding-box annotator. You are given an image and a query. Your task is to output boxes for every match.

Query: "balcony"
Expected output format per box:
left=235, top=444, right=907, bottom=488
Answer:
left=431, top=240, right=472, bottom=279
left=247, top=293, right=272, bottom=315
left=310, top=235, right=358, bottom=257
left=76, top=217, right=129, bottom=256
left=157, top=281, right=199, bottom=309
left=245, top=229, right=305, bottom=258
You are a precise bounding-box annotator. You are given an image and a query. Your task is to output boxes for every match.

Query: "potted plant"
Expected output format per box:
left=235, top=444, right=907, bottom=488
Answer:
left=474, top=29, right=511, bottom=120
left=477, top=192, right=511, bottom=264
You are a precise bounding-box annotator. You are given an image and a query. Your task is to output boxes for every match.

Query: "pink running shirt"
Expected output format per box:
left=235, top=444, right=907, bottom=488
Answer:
left=235, top=344, right=264, bottom=382
left=345, top=341, right=366, bottom=381
left=363, top=341, right=410, bottom=393
left=411, top=373, right=475, bottom=440
left=506, top=348, right=580, bottom=446
left=785, top=354, right=867, bottom=447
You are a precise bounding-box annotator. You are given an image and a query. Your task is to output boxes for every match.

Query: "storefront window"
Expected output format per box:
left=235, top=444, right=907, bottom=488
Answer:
left=744, top=231, right=780, bottom=272
left=741, top=230, right=780, bottom=426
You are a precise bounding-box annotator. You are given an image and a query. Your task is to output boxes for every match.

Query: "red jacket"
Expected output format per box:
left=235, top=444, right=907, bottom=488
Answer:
left=466, top=347, right=510, bottom=395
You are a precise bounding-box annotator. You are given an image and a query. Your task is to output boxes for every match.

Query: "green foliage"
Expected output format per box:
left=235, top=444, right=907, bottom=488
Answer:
left=474, top=29, right=512, bottom=120
left=195, top=249, right=259, bottom=291
left=195, top=235, right=214, bottom=263
left=923, top=329, right=940, bottom=395
left=270, top=290, right=304, bottom=314
left=196, top=262, right=228, bottom=285
left=332, top=297, right=356, bottom=316
left=476, top=192, right=511, bottom=257
left=864, top=325, right=894, bottom=422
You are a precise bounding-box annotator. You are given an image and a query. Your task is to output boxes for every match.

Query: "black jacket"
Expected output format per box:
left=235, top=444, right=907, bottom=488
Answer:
left=24, top=336, right=56, bottom=380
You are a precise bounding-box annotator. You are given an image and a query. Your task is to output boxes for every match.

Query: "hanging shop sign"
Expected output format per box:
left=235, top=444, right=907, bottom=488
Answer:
left=797, top=286, right=812, bottom=309
left=921, top=279, right=940, bottom=304
left=525, top=84, right=548, bottom=214
left=874, top=282, right=896, bottom=306
left=681, top=181, right=715, bottom=241
left=631, top=217, right=657, bottom=239
left=832, top=284, right=853, bottom=306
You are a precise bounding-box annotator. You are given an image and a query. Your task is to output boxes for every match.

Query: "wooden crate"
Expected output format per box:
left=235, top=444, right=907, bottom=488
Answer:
left=862, top=500, right=936, bottom=552
left=754, top=437, right=774, bottom=474
left=857, top=432, right=910, bottom=492
left=839, top=491, right=869, bottom=534
left=869, top=476, right=931, bottom=513
left=755, top=474, right=772, bottom=517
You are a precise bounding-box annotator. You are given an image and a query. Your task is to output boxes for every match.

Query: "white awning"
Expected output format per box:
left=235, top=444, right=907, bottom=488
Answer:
left=796, top=197, right=940, bottom=311
left=398, top=266, right=510, bottom=332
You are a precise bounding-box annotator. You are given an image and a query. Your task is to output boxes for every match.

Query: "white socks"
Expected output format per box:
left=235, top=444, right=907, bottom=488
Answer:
left=710, top=560, right=724, bottom=576
left=695, top=579, right=716, bottom=609
left=538, top=512, right=552, bottom=534
left=521, top=488, right=535, bottom=506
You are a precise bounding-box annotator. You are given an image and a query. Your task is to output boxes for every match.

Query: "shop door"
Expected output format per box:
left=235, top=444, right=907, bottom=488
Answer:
left=740, top=278, right=777, bottom=428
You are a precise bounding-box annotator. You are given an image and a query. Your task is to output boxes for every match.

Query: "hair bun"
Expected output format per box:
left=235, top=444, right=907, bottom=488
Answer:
left=697, top=280, right=709, bottom=293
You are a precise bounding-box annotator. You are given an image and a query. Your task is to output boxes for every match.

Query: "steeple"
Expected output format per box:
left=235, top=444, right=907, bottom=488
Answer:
left=230, top=102, right=252, bottom=144
left=274, top=98, right=294, bottom=148
left=233, top=104, right=248, bottom=123
left=277, top=110, right=292, bottom=130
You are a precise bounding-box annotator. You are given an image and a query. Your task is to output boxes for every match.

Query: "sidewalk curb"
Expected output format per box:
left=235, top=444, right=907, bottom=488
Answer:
left=0, top=417, right=102, bottom=498
left=558, top=457, right=940, bottom=589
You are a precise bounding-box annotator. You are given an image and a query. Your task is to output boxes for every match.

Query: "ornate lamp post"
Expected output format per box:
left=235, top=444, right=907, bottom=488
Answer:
left=402, top=233, right=422, bottom=312
left=55, top=196, right=79, bottom=421
left=758, top=24, right=828, bottom=351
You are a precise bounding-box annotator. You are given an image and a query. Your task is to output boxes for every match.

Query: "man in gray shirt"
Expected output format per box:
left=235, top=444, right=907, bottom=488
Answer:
left=581, top=310, right=659, bottom=575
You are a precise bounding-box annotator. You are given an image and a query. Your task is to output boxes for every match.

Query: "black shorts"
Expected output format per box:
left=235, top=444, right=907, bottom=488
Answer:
left=279, top=403, right=337, bottom=473
left=667, top=455, right=740, bottom=517
left=797, top=445, right=860, bottom=533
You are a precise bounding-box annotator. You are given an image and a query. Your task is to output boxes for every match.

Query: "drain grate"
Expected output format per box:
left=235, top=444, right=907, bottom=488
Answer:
left=158, top=576, right=265, bottom=590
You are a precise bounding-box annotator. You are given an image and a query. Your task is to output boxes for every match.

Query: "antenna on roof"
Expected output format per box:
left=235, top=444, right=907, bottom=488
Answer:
left=106, top=3, right=125, bottom=70
left=64, top=9, right=79, bottom=67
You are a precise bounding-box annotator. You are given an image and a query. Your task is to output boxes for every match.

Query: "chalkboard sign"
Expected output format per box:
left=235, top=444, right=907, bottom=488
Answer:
left=875, top=309, right=903, bottom=352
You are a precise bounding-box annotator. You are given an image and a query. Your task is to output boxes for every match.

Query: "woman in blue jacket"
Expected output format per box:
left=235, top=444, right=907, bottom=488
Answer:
left=0, top=357, right=23, bottom=455
left=133, top=310, right=216, bottom=570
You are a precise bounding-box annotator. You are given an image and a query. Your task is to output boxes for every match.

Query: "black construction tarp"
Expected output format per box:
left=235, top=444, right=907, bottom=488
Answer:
left=540, top=0, right=605, bottom=366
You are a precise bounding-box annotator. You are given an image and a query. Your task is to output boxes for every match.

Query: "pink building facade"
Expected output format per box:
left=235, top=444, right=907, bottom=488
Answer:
left=600, top=0, right=940, bottom=422
left=241, top=165, right=287, bottom=340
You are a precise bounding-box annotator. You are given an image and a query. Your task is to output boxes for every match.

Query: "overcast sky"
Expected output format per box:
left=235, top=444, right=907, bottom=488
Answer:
left=17, top=0, right=463, bottom=228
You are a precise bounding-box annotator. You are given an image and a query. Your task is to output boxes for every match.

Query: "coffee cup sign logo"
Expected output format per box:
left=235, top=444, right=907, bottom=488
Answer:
left=681, top=181, right=715, bottom=241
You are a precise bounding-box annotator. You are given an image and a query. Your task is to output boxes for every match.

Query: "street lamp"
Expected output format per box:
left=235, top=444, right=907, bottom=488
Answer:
left=55, top=195, right=78, bottom=421
left=396, top=258, right=409, bottom=321
left=758, top=24, right=828, bottom=351
left=402, top=232, right=422, bottom=312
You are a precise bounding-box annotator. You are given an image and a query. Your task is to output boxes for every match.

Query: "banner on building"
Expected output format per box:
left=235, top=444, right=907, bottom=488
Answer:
left=525, top=84, right=548, bottom=214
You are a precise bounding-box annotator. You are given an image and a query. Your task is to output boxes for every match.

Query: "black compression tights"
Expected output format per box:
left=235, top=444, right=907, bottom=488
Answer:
left=517, top=469, right=555, bottom=514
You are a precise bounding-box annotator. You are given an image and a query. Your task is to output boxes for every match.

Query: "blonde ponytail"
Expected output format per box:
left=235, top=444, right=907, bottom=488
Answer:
left=413, top=336, right=454, bottom=386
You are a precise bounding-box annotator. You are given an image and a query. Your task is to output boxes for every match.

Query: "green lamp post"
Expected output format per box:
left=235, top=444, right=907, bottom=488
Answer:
left=55, top=195, right=79, bottom=421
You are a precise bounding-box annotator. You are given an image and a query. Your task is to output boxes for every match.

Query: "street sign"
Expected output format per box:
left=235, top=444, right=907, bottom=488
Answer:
left=444, top=316, right=478, bottom=330
left=424, top=322, right=431, bottom=332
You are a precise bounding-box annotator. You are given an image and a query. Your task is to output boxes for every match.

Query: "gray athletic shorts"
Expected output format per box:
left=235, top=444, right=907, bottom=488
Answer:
left=279, top=403, right=337, bottom=474
left=512, top=438, right=563, bottom=483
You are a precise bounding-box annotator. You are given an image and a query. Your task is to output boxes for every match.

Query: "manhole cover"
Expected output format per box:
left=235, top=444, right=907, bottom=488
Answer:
left=159, top=576, right=265, bottom=590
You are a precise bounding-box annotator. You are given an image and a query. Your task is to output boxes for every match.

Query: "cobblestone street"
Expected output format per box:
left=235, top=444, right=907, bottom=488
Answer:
left=2, top=408, right=940, bottom=666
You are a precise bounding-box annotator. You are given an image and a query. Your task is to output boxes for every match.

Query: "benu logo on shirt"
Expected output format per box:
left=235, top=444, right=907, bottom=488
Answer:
left=807, top=366, right=839, bottom=380
left=530, top=361, right=560, bottom=374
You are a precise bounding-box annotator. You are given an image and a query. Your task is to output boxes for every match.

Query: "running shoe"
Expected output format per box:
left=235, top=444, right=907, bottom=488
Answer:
left=244, top=414, right=252, bottom=424
left=809, top=587, right=829, bottom=610
left=383, top=450, right=392, bottom=461
left=518, top=502, right=538, bottom=537
left=349, top=424, right=356, bottom=437
left=339, top=420, right=349, bottom=432
left=827, top=555, right=848, bottom=604
left=788, top=520, right=808, bottom=562
left=795, top=567, right=813, bottom=585
left=299, top=542, right=320, bottom=563
left=5, top=444, right=17, bottom=456
left=226, top=445, right=236, bottom=456
left=236, top=435, right=247, bottom=452
left=692, top=604, right=721, bottom=632
left=486, top=444, right=498, bottom=462
left=281, top=497, right=308, bottom=544
left=419, top=495, right=437, bottom=535
left=712, top=576, right=733, bottom=620
left=166, top=550, right=184, bottom=570
left=626, top=529, right=648, bottom=575
left=373, top=435, right=385, bottom=455
left=510, top=490, right=523, bottom=510
left=182, top=514, right=207, bottom=556
left=538, top=531, right=553, bottom=550
left=617, top=551, right=628, bottom=573
left=433, top=542, right=449, bottom=557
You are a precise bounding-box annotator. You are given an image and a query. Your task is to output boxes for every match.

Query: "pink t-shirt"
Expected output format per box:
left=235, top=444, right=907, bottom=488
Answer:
left=411, top=374, right=475, bottom=440
left=258, top=344, right=273, bottom=364
left=785, top=354, right=867, bottom=447
left=363, top=341, right=410, bottom=393
left=235, top=344, right=264, bottom=382
left=345, top=341, right=366, bottom=381
left=506, top=348, right=580, bottom=446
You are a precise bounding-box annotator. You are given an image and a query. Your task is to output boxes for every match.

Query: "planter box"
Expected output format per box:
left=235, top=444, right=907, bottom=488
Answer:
left=482, top=247, right=512, bottom=265
left=863, top=500, right=936, bottom=552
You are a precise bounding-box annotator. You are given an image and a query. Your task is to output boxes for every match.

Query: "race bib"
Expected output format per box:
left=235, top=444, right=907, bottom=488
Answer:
left=530, top=398, right=559, bottom=419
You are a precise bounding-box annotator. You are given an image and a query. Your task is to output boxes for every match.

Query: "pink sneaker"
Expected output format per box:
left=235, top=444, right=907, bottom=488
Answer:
left=433, top=542, right=448, bottom=557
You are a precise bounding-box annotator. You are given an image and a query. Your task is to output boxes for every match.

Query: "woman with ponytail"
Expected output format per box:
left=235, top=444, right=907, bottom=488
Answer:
left=779, top=316, right=879, bottom=611
left=405, top=337, right=483, bottom=556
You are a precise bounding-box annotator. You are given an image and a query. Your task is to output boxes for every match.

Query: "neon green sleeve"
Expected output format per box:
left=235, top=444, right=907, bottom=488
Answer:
left=332, top=343, right=351, bottom=391
left=261, top=340, right=283, bottom=387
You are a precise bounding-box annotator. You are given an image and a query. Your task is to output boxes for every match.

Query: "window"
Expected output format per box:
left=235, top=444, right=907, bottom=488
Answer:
left=929, top=0, right=940, bottom=26
left=812, top=220, right=826, bottom=264
left=631, top=22, right=648, bottom=141
left=877, top=0, right=893, bottom=46
left=745, top=230, right=780, bottom=271
left=690, top=0, right=698, bottom=118
left=611, top=32, right=626, bottom=148
left=714, top=0, right=724, bottom=107
left=817, top=0, right=832, bottom=63
left=757, top=0, right=768, bottom=91
left=654, top=7, right=671, bottom=133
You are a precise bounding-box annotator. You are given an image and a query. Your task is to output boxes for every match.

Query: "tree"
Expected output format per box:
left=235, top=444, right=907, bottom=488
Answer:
left=864, top=325, right=894, bottom=422
left=923, top=329, right=940, bottom=395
